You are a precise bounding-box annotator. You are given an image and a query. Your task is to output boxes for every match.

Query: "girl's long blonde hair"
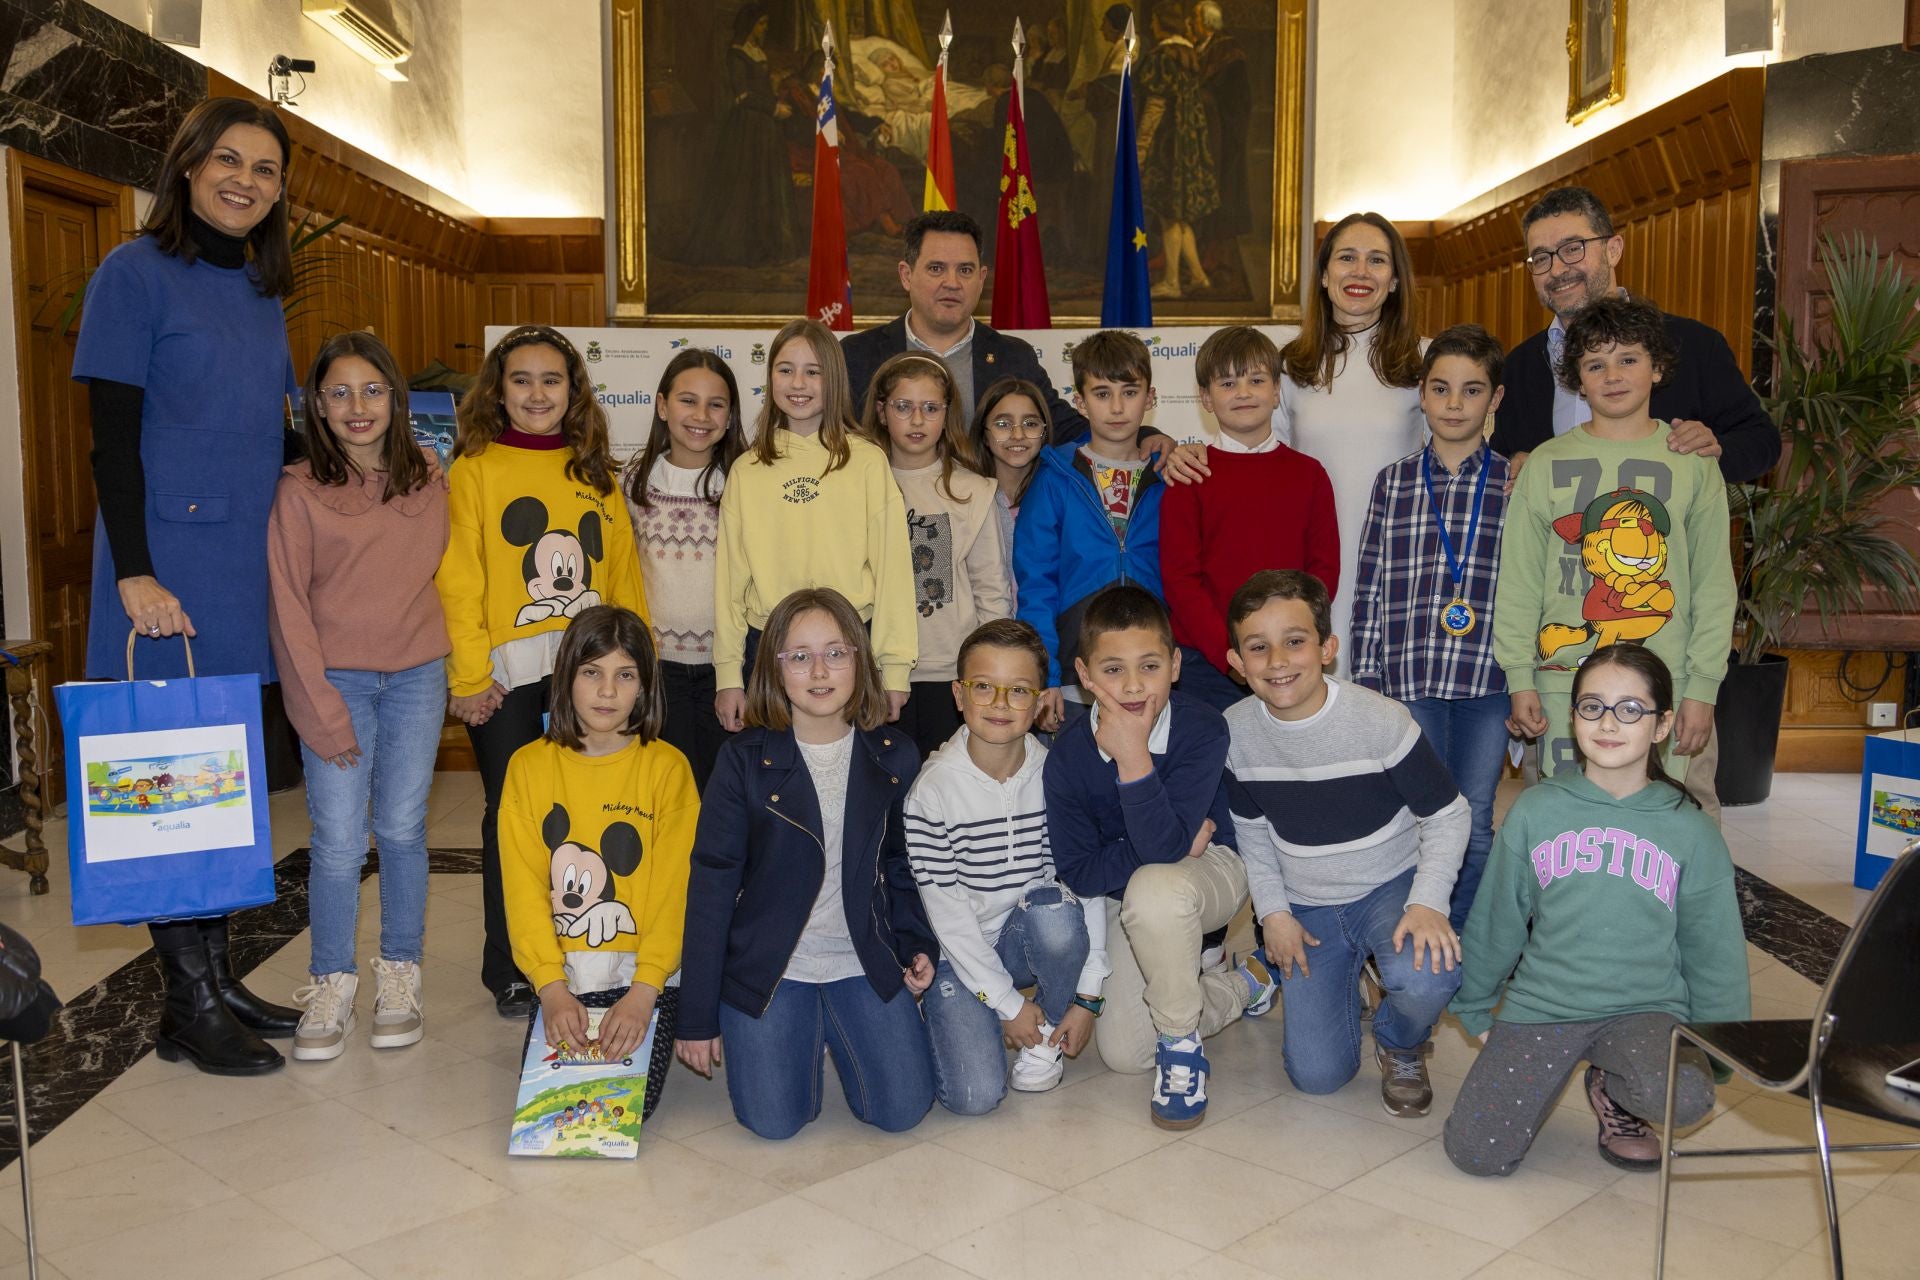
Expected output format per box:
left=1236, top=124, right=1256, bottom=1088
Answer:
left=749, top=318, right=856, bottom=477
left=455, top=325, right=618, bottom=494
left=859, top=352, right=980, bottom=501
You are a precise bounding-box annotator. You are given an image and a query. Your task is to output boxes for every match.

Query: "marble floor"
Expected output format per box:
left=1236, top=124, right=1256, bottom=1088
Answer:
left=1, top=770, right=1916, bottom=1280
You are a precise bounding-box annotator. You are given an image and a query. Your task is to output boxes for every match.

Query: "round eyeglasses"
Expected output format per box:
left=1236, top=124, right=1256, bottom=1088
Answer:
left=319, top=383, right=392, bottom=403
left=887, top=399, right=948, bottom=420
left=775, top=645, right=856, bottom=673
left=961, top=680, right=1037, bottom=710
left=987, top=414, right=1046, bottom=438
left=1574, top=695, right=1655, bottom=725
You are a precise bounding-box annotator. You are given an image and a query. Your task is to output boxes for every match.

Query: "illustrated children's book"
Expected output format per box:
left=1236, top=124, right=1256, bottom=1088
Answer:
left=507, top=1005, right=658, bottom=1159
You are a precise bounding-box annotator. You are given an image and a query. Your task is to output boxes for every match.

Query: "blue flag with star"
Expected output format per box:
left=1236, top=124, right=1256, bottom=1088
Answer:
left=1100, top=58, right=1151, bottom=326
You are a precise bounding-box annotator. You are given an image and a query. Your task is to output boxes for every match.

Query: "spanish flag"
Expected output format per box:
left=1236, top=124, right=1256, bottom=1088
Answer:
left=923, top=15, right=956, bottom=212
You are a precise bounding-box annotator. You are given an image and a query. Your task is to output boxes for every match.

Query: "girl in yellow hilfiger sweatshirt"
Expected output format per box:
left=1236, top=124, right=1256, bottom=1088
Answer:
left=501, top=606, right=696, bottom=1118
left=438, top=325, right=648, bottom=1017
left=713, top=318, right=916, bottom=734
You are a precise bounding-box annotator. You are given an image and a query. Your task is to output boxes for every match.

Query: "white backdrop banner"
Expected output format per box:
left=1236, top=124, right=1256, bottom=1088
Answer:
left=484, top=323, right=1302, bottom=462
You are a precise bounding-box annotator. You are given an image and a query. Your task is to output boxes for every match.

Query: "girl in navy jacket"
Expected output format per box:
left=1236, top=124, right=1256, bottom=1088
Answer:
left=677, top=587, right=939, bottom=1138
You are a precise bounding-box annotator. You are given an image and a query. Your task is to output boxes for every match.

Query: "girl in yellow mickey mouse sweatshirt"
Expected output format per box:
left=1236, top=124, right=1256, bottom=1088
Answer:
left=501, top=607, right=696, bottom=1115
left=437, top=326, right=648, bottom=1014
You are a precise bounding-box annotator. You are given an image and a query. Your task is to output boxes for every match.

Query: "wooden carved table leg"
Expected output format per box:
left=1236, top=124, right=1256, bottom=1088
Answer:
left=3, top=655, right=50, bottom=895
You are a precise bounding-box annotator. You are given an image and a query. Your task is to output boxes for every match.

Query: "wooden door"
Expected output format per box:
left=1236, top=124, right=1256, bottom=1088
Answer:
left=8, top=154, right=134, bottom=804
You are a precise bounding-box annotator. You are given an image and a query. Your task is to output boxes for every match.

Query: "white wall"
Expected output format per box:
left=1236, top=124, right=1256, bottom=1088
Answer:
left=1314, top=0, right=1910, bottom=221
left=460, top=0, right=603, bottom=216
left=75, top=0, right=606, bottom=217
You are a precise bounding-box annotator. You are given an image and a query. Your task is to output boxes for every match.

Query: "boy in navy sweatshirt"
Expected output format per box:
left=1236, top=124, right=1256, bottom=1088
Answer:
left=1043, top=585, right=1263, bottom=1131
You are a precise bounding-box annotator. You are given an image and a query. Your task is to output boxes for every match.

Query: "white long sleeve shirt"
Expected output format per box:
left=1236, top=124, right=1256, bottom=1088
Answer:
left=904, top=728, right=1110, bottom=1018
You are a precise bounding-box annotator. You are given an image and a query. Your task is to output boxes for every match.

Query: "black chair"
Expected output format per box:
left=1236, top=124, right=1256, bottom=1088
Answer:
left=1654, top=837, right=1920, bottom=1279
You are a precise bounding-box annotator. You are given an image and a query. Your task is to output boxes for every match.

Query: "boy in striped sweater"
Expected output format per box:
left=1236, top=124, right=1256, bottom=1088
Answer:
left=906, top=620, right=1111, bottom=1113
left=1224, top=569, right=1471, bottom=1119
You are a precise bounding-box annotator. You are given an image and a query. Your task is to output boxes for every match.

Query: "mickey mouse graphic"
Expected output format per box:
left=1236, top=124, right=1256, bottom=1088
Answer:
left=543, top=802, right=642, bottom=948
left=503, top=496, right=605, bottom=626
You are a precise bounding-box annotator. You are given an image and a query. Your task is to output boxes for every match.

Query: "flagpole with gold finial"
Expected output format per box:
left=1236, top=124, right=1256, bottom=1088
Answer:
left=923, top=12, right=957, bottom=211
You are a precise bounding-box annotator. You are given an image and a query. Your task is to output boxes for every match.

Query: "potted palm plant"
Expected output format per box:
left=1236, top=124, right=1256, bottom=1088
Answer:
left=1715, top=233, right=1920, bottom=805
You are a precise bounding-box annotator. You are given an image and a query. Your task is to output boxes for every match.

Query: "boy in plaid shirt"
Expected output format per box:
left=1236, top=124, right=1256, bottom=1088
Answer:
left=1349, top=325, right=1511, bottom=930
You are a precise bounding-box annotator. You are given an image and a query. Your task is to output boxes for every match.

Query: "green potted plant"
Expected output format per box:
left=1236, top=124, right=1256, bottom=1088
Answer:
left=1716, top=233, right=1920, bottom=804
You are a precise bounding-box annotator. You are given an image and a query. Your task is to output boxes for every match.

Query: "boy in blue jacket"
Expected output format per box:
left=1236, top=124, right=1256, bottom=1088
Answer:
left=1014, top=331, right=1166, bottom=730
left=1043, top=586, right=1264, bottom=1131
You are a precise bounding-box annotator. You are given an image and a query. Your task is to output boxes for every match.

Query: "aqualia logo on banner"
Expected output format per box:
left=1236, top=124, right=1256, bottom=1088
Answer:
left=594, top=383, right=651, bottom=408
left=669, top=338, right=689, bottom=350
left=585, top=341, right=603, bottom=363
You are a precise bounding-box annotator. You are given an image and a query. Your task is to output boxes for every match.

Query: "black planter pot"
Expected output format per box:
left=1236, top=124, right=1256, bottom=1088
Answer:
left=1715, top=652, right=1790, bottom=806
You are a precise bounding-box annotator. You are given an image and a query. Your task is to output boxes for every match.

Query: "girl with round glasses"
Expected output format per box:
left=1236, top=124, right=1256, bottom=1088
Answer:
left=860, top=353, right=1012, bottom=758
left=1447, top=644, right=1749, bottom=1178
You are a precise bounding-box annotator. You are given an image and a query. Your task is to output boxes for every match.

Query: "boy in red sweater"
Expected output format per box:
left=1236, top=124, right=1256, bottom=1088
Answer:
left=1161, top=326, right=1340, bottom=711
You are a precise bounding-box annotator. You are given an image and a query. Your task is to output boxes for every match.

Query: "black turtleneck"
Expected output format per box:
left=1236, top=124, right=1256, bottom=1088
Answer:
left=88, top=213, right=291, bottom=582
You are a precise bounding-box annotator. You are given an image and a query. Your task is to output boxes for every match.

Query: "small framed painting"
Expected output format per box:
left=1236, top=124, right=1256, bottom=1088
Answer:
left=1567, top=0, right=1627, bottom=123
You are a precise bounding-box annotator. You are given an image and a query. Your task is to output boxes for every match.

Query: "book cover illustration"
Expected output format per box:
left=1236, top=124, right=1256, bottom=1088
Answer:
left=507, top=1005, right=656, bottom=1159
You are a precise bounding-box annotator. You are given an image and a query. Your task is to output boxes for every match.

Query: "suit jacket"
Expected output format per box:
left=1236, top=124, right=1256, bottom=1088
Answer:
left=1491, top=309, right=1781, bottom=483
left=842, top=316, right=1088, bottom=444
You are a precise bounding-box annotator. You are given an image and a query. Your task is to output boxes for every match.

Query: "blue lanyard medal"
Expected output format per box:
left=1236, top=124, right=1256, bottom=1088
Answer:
left=1422, top=448, right=1490, bottom=637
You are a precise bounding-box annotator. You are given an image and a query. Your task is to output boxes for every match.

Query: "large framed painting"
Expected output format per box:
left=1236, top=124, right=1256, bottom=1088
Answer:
left=609, top=0, right=1309, bottom=324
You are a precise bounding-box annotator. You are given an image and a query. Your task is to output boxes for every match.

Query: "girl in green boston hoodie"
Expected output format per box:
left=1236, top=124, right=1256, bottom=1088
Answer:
left=1444, top=645, right=1749, bottom=1176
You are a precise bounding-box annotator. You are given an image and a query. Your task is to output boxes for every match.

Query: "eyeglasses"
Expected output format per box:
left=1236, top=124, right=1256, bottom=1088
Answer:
left=319, top=383, right=392, bottom=403
left=775, top=645, right=857, bottom=673
left=987, top=414, right=1046, bottom=438
left=887, top=399, right=948, bottom=420
left=961, top=680, right=1038, bottom=710
left=1574, top=695, right=1656, bottom=725
left=1525, top=236, right=1610, bottom=274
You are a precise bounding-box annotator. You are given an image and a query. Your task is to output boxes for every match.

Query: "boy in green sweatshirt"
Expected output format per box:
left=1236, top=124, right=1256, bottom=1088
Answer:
left=1494, top=295, right=1736, bottom=814
left=1444, top=645, right=1750, bottom=1176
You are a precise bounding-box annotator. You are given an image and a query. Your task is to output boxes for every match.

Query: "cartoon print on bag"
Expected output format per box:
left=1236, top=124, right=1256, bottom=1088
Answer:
left=1539, top=487, right=1675, bottom=660
left=543, top=802, right=642, bottom=947
left=503, top=496, right=605, bottom=625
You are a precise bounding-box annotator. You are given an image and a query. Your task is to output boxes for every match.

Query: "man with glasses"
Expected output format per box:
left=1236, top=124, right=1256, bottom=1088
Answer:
left=1489, top=186, right=1780, bottom=484
left=842, top=210, right=1086, bottom=438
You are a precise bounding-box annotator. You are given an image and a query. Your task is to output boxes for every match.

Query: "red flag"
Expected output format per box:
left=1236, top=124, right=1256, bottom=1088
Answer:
left=805, top=44, right=853, bottom=331
left=990, top=46, right=1050, bottom=329
left=923, top=59, right=956, bottom=212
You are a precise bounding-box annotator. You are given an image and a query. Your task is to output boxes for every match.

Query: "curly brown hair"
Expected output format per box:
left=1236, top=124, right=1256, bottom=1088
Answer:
left=455, top=326, right=618, bottom=494
left=1555, top=295, right=1677, bottom=393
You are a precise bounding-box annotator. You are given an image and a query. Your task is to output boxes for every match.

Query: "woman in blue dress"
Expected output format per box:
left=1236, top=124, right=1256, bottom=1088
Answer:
left=73, top=97, right=306, bottom=1075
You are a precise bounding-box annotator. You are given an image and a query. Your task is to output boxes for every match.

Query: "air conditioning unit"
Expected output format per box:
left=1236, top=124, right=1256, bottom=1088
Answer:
left=301, top=0, right=413, bottom=82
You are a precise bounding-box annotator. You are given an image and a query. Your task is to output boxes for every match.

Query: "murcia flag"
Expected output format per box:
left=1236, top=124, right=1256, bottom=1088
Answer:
left=990, top=20, right=1049, bottom=329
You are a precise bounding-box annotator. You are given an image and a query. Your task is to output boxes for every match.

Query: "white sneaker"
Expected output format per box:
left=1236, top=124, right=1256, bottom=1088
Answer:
left=1009, top=1021, right=1065, bottom=1093
left=1199, top=945, right=1227, bottom=972
left=369, top=957, right=424, bottom=1049
left=291, top=971, right=357, bottom=1061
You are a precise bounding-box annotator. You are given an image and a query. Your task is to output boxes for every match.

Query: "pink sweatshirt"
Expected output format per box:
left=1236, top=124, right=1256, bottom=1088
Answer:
left=267, top=462, right=451, bottom=759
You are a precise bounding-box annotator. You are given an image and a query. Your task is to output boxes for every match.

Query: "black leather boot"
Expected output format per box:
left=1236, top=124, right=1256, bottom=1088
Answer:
left=150, top=922, right=283, bottom=1075
left=199, top=917, right=300, bottom=1037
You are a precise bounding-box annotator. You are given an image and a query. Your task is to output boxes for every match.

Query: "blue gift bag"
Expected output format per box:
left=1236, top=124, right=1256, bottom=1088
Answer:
left=1855, top=716, right=1920, bottom=891
left=53, top=635, right=275, bottom=926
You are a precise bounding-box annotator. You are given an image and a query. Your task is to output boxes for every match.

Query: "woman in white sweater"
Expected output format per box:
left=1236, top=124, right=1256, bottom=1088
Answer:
left=1276, top=212, right=1430, bottom=655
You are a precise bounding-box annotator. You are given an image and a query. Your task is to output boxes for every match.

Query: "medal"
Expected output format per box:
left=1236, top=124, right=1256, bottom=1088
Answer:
left=1422, top=448, right=1491, bottom=639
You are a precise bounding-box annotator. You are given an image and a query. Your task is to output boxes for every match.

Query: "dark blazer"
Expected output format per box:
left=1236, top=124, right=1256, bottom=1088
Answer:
left=842, top=316, right=1089, bottom=444
left=1491, top=309, right=1781, bottom=484
left=678, top=724, right=936, bottom=1039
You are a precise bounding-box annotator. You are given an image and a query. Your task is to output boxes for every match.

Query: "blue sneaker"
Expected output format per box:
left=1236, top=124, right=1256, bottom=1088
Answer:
left=1238, top=950, right=1278, bottom=1017
left=1150, top=1034, right=1210, bottom=1130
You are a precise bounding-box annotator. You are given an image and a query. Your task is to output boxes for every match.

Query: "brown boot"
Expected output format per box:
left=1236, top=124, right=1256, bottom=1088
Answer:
left=1586, top=1066, right=1660, bottom=1170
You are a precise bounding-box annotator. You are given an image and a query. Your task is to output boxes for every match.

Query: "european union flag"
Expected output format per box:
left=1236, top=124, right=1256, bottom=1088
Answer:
left=1101, top=57, right=1151, bottom=327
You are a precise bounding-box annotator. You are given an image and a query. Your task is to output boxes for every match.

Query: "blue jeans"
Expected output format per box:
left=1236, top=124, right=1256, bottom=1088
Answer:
left=302, top=659, right=446, bottom=976
left=922, top=883, right=1091, bottom=1115
left=1404, top=693, right=1510, bottom=931
left=716, top=976, right=934, bottom=1139
left=1176, top=646, right=1248, bottom=713
left=1276, top=867, right=1463, bottom=1094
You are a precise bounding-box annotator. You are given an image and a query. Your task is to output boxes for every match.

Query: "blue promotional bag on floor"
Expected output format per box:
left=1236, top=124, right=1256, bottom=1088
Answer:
left=1855, top=714, right=1920, bottom=890
left=53, top=633, right=275, bottom=926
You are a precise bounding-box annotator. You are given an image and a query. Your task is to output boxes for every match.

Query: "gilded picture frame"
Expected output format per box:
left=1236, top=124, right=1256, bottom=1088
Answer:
left=1566, top=0, right=1628, bottom=124
left=608, top=0, right=1309, bottom=326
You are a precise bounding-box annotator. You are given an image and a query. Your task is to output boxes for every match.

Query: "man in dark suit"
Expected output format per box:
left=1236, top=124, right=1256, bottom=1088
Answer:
left=841, top=210, right=1087, bottom=439
left=1490, top=185, right=1781, bottom=484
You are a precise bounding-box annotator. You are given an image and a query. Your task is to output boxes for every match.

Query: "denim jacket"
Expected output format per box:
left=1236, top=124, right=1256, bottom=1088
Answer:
left=678, top=723, right=937, bottom=1040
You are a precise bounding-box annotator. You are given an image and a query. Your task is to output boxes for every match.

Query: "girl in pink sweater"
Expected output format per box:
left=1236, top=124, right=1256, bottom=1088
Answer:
left=268, top=332, right=450, bottom=1063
